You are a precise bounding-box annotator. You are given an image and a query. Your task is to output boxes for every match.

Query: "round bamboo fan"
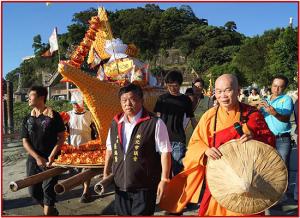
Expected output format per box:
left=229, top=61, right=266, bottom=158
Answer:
left=206, top=139, right=288, bottom=214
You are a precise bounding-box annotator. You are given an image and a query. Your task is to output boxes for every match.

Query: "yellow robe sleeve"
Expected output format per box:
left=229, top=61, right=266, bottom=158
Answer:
left=159, top=108, right=216, bottom=212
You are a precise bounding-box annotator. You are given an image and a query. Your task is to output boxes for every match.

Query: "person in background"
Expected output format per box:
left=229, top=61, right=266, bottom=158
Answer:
left=259, top=75, right=295, bottom=204
left=260, top=87, right=267, bottom=98
left=248, top=88, right=261, bottom=107
left=154, top=70, right=197, bottom=176
left=185, top=88, right=196, bottom=109
left=258, top=75, right=294, bottom=166
left=183, top=88, right=196, bottom=130
left=191, top=78, right=212, bottom=120
left=265, top=88, right=272, bottom=99
left=21, top=86, right=65, bottom=216
left=238, top=88, right=248, bottom=104
left=103, top=83, right=171, bottom=215
left=66, top=90, right=98, bottom=203
left=185, top=78, right=212, bottom=142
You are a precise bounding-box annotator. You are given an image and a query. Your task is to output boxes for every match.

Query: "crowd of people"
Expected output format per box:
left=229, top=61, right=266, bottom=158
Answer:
left=21, top=71, right=298, bottom=216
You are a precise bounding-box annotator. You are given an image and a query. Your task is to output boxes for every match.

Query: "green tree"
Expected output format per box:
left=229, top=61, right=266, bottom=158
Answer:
left=13, top=100, right=73, bottom=130
left=32, top=34, right=47, bottom=55
left=265, top=27, right=298, bottom=89
left=234, top=37, right=265, bottom=84
left=224, top=21, right=237, bottom=31
left=210, top=63, right=246, bottom=86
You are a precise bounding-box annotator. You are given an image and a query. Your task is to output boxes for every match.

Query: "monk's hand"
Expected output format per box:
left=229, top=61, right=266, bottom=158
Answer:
left=205, top=147, right=222, bottom=160
left=156, top=179, right=169, bottom=203
left=238, top=134, right=253, bottom=144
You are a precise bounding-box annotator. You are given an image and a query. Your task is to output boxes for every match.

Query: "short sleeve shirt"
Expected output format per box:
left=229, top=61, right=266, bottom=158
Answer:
left=154, top=93, right=194, bottom=143
left=21, top=110, right=65, bottom=159
left=261, top=94, right=294, bottom=135
left=105, top=110, right=172, bottom=154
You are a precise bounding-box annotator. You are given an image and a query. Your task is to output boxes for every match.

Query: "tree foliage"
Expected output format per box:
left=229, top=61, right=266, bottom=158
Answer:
left=5, top=5, right=298, bottom=91
left=234, top=27, right=297, bottom=88
left=13, top=100, right=72, bottom=130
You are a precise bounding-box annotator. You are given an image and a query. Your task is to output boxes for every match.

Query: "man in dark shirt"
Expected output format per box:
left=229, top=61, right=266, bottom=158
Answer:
left=21, top=86, right=65, bottom=216
left=154, top=70, right=197, bottom=176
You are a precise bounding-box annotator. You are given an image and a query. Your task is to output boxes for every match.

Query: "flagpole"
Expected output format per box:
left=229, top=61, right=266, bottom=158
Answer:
left=55, top=27, right=61, bottom=62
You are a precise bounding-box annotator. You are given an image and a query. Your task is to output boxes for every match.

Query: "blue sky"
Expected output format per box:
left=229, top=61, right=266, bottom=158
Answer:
left=2, top=2, right=298, bottom=77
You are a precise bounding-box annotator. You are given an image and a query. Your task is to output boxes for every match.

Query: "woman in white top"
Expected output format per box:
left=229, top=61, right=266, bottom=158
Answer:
left=66, top=90, right=97, bottom=203
left=248, top=88, right=261, bottom=107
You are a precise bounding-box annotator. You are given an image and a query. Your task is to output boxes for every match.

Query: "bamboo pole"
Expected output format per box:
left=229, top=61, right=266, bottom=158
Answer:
left=54, top=168, right=101, bottom=195
left=10, top=167, right=68, bottom=192
left=94, top=174, right=114, bottom=196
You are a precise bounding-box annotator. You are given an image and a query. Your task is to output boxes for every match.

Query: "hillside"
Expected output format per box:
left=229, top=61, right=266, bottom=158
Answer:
left=5, top=4, right=298, bottom=90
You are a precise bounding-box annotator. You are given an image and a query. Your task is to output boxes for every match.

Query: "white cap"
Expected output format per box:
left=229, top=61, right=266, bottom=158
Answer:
left=70, top=89, right=84, bottom=107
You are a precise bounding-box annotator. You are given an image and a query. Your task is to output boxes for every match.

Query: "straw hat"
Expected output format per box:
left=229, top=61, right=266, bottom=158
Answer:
left=206, top=139, right=288, bottom=214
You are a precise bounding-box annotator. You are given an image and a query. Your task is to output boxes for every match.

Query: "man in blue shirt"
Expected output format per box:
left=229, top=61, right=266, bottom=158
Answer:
left=258, top=75, right=294, bottom=165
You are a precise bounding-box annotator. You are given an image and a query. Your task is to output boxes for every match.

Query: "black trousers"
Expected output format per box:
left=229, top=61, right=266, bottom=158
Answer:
left=114, top=188, right=157, bottom=215
left=26, top=158, right=58, bottom=206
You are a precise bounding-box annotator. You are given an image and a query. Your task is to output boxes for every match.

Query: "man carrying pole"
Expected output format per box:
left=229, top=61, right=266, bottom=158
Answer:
left=21, top=86, right=65, bottom=215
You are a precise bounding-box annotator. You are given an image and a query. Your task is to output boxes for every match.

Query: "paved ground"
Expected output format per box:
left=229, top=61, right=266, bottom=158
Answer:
left=2, top=142, right=298, bottom=216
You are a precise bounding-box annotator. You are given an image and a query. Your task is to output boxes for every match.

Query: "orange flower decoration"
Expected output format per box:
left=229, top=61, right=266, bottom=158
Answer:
left=60, top=111, right=70, bottom=124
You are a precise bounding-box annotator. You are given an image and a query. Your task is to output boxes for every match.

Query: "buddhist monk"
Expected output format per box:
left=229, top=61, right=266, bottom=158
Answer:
left=159, top=74, right=275, bottom=216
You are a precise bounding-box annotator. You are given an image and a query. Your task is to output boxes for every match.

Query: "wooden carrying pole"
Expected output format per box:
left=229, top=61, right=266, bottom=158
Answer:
left=54, top=168, right=101, bottom=195
left=94, top=174, right=114, bottom=196
left=10, top=167, right=68, bottom=192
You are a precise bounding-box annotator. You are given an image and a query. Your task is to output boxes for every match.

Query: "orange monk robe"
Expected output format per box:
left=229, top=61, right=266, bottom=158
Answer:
left=159, top=103, right=275, bottom=216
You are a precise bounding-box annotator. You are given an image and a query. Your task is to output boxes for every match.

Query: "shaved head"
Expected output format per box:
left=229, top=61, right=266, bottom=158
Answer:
left=215, top=74, right=240, bottom=110
left=215, top=74, right=239, bottom=91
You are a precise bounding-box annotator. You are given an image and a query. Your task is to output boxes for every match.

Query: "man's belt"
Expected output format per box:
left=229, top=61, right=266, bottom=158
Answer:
left=275, top=132, right=290, bottom=138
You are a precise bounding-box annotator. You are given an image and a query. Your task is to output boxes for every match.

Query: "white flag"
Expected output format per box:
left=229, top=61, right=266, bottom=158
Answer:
left=49, top=28, right=58, bottom=54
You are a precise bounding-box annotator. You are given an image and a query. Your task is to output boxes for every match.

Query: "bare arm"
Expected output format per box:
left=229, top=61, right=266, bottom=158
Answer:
left=48, top=131, right=65, bottom=166
left=273, top=111, right=291, bottom=122
left=259, top=102, right=290, bottom=123
left=23, top=138, right=47, bottom=167
left=23, top=138, right=41, bottom=160
left=103, top=150, right=113, bottom=178
left=160, top=152, right=171, bottom=180
left=157, top=152, right=171, bottom=202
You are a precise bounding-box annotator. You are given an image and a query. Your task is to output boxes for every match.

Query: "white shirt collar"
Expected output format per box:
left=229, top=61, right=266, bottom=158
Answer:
left=118, top=108, right=143, bottom=124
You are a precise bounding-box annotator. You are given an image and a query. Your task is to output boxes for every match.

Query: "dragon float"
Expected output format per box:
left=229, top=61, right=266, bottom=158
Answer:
left=58, top=7, right=164, bottom=145
left=10, top=7, right=164, bottom=197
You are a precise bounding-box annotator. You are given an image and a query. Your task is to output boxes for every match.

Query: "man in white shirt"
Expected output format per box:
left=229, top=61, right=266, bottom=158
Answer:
left=103, top=83, right=172, bottom=215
